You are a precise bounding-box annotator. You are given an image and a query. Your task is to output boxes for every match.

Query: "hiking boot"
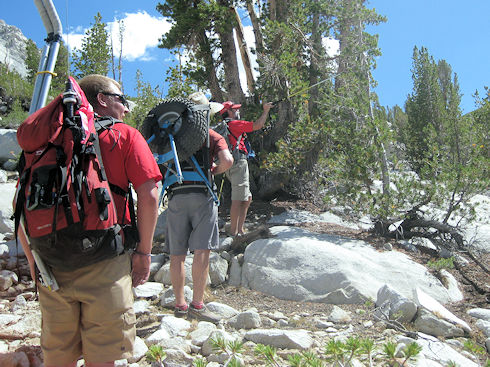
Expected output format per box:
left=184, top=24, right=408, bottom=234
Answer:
left=188, top=304, right=221, bottom=324
left=174, top=305, right=188, bottom=318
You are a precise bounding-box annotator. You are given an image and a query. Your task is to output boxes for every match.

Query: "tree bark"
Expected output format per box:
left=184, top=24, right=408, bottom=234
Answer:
left=216, top=3, right=245, bottom=102
left=308, top=4, right=321, bottom=116
left=199, top=31, right=224, bottom=102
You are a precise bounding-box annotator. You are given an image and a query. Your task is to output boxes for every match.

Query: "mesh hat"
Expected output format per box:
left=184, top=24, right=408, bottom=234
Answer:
left=219, top=101, right=242, bottom=115
left=188, top=91, right=224, bottom=116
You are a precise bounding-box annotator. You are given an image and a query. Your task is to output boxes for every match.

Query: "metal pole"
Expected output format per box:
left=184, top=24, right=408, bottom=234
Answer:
left=30, top=0, right=62, bottom=114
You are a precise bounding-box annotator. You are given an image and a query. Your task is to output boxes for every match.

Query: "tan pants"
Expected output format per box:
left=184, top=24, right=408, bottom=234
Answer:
left=39, top=254, right=135, bottom=365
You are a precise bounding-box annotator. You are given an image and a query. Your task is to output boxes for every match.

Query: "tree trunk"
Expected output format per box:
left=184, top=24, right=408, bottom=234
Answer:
left=269, top=0, right=276, bottom=21
left=216, top=6, right=245, bottom=102
left=308, top=5, right=321, bottom=116
left=199, top=31, right=224, bottom=102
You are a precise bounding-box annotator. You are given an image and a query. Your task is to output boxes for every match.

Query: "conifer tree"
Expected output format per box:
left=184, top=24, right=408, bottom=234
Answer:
left=71, top=13, right=111, bottom=79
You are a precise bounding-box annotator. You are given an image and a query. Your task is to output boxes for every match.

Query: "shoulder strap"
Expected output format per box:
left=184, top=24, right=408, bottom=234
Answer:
left=223, top=118, right=242, bottom=151
left=95, top=116, right=122, bottom=133
left=94, top=121, right=139, bottom=242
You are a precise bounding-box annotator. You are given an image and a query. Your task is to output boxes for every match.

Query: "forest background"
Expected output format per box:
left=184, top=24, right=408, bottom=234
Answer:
left=0, top=0, right=488, bottom=246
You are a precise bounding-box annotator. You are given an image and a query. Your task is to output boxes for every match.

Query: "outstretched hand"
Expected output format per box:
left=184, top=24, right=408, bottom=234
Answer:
left=263, top=102, right=274, bottom=112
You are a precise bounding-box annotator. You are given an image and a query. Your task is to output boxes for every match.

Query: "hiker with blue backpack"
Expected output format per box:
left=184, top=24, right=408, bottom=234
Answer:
left=220, top=101, right=274, bottom=237
left=15, top=74, right=162, bottom=366
left=164, top=92, right=234, bottom=324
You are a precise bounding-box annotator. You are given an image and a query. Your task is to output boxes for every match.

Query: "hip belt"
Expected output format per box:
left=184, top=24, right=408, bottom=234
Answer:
left=168, top=184, right=208, bottom=199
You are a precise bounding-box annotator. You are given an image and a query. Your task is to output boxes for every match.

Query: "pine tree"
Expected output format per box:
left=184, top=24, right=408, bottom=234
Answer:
left=124, top=70, right=163, bottom=129
left=71, top=13, right=111, bottom=79
left=52, top=41, right=70, bottom=94
left=25, top=39, right=40, bottom=83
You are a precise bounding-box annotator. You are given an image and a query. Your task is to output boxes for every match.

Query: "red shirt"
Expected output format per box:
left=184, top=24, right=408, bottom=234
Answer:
left=227, top=120, right=254, bottom=153
left=209, top=129, right=229, bottom=160
left=98, top=122, right=162, bottom=224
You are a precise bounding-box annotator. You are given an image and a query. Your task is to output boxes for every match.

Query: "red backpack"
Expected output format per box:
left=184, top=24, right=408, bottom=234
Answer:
left=13, top=77, right=128, bottom=271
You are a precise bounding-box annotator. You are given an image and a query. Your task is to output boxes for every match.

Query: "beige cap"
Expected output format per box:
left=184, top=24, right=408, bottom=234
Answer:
left=188, top=91, right=224, bottom=116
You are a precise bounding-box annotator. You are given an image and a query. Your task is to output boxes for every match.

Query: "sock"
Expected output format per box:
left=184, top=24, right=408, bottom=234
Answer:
left=191, top=301, right=204, bottom=309
left=175, top=303, right=188, bottom=311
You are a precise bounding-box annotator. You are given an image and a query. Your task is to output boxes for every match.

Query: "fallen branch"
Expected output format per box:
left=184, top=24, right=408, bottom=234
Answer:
left=0, top=333, right=26, bottom=341
left=231, top=225, right=273, bottom=253
left=453, top=259, right=489, bottom=296
left=464, top=249, right=490, bottom=274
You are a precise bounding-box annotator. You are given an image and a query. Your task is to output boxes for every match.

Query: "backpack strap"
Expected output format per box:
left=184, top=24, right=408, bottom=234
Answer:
left=94, top=118, right=140, bottom=246
left=109, top=182, right=140, bottom=247
left=95, top=116, right=121, bottom=131
left=91, top=129, right=109, bottom=183
left=224, top=118, right=244, bottom=153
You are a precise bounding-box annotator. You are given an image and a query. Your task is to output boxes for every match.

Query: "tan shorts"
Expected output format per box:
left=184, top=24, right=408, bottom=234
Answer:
left=39, top=254, right=135, bottom=365
left=225, top=158, right=252, bottom=201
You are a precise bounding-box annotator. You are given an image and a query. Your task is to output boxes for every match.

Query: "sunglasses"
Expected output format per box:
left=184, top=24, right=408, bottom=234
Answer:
left=101, top=92, right=129, bottom=108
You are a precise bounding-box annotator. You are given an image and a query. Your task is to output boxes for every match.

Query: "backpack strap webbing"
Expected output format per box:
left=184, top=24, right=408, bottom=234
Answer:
left=94, top=118, right=140, bottom=245
left=224, top=118, right=244, bottom=152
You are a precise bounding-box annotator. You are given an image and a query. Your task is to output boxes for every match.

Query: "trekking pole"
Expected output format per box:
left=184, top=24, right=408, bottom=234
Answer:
left=218, top=177, right=225, bottom=201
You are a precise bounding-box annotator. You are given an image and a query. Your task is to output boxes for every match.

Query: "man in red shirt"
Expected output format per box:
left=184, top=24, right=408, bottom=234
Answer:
left=17, top=74, right=162, bottom=366
left=220, top=101, right=273, bottom=236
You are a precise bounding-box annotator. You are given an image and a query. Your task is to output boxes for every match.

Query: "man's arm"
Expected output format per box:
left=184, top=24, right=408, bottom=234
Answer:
left=211, top=149, right=234, bottom=175
left=131, top=179, right=159, bottom=287
left=252, top=102, right=274, bottom=131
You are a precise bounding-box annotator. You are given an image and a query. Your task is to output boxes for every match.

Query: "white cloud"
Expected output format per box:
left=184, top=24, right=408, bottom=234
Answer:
left=63, top=32, right=84, bottom=51
left=63, top=11, right=172, bottom=62
left=323, top=37, right=340, bottom=57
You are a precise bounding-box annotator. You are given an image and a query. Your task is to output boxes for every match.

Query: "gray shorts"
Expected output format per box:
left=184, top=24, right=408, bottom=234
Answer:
left=165, top=192, right=219, bottom=255
left=225, top=158, right=252, bottom=201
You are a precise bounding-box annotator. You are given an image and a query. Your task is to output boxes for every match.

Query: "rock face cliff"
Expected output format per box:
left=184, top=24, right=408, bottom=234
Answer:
left=0, top=19, right=28, bottom=78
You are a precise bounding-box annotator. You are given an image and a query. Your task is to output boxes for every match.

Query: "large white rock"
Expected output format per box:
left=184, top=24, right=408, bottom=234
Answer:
left=241, top=226, right=454, bottom=304
left=0, top=182, right=17, bottom=234
left=376, top=284, right=418, bottom=323
left=414, top=288, right=471, bottom=333
left=0, top=129, right=21, bottom=163
left=399, top=334, right=479, bottom=367
left=467, top=308, right=490, bottom=322
left=413, top=308, right=465, bottom=338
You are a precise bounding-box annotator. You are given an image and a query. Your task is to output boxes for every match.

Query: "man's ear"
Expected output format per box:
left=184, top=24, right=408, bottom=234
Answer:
left=96, top=92, right=107, bottom=108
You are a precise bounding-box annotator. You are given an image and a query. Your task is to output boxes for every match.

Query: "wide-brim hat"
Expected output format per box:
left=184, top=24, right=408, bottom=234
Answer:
left=219, top=100, right=242, bottom=115
left=188, top=91, right=224, bottom=116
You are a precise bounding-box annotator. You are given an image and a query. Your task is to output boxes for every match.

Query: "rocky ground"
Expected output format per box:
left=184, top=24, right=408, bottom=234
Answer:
left=1, top=197, right=489, bottom=366
left=216, top=198, right=490, bottom=349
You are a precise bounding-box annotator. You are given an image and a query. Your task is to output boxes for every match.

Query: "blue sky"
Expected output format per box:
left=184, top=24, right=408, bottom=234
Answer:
left=2, top=0, right=489, bottom=113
